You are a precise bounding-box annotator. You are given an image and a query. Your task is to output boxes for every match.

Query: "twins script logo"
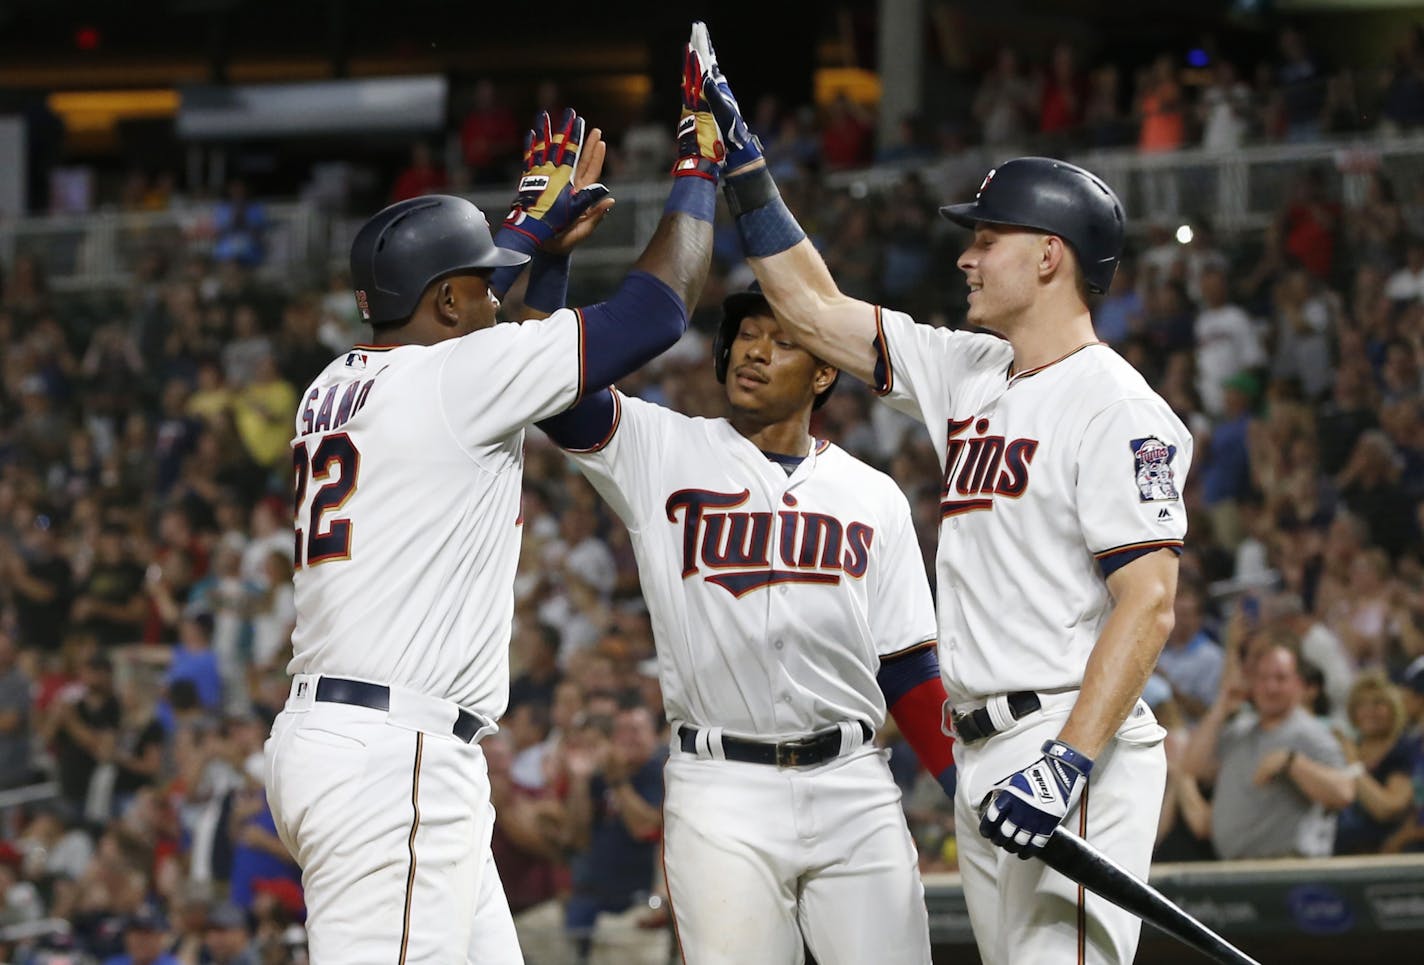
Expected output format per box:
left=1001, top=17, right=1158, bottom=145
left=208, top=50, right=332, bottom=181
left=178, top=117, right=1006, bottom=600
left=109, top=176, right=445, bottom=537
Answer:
left=940, top=417, right=1038, bottom=518
left=666, top=489, right=874, bottom=597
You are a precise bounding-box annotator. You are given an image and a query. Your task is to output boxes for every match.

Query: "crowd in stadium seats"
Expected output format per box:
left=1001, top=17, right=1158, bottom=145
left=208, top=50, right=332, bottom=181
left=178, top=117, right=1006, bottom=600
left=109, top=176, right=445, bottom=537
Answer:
left=1, top=27, right=1424, bottom=963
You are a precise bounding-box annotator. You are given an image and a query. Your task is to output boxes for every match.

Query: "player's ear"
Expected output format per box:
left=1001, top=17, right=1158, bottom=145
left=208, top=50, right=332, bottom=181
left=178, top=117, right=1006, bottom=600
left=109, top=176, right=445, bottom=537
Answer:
left=434, top=280, right=459, bottom=327
left=813, top=362, right=837, bottom=396
left=1039, top=236, right=1067, bottom=284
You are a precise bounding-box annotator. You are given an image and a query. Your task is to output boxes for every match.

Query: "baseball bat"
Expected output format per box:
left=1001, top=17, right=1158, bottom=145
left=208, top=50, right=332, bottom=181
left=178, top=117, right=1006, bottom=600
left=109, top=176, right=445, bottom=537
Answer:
left=1039, top=828, right=1261, bottom=965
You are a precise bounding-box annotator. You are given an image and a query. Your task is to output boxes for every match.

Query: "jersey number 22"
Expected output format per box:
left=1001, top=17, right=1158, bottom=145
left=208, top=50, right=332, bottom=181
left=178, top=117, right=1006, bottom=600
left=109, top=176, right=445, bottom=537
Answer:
left=293, top=434, right=360, bottom=567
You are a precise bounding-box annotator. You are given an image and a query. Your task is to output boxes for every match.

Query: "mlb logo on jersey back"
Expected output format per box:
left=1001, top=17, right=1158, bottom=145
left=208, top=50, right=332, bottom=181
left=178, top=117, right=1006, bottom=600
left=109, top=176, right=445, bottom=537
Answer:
left=345, top=352, right=368, bottom=369
left=1131, top=436, right=1178, bottom=501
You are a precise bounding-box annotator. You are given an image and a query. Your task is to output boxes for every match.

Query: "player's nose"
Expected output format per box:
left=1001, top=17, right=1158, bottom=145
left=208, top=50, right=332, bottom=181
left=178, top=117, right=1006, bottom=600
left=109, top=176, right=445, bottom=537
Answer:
left=957, top=247, right=976, bottom=274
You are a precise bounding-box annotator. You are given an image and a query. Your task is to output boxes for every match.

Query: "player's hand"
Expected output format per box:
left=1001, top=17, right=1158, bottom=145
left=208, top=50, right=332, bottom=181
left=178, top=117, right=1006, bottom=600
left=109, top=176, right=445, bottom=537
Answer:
left=690, top=21, right=763, bottom=172
left=673, top=41, right=724, bottom=180
left=978, top=739, right=1094, bottom=859
left=541, top=122, right=615, bottom=255
left=502, top=108, right=612, bottom=249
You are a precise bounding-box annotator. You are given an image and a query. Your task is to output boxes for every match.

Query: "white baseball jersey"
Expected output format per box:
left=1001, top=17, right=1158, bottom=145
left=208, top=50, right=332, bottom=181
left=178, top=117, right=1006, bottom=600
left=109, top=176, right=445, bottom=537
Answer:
left=287, top=310, right=585, bottom=718
left=871, top=307, right=1193, bottom=705
left=563, top=392, right=937, bottom=738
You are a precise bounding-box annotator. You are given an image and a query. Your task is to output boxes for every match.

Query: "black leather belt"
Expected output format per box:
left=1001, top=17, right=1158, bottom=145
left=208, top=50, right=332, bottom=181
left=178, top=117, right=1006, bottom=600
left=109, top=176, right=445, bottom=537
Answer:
left=951, top=691, right=1041, bottom=743
left=314, top=676, right=489, bottom=744
left=679, top=721, right=873, bottom=768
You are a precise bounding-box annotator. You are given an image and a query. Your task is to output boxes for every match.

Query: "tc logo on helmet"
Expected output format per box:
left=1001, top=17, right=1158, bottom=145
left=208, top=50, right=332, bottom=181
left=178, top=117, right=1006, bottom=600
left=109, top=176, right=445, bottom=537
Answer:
left=354, top=289, right=370, bottom=321
left=976, top=168, right=997, bottom=199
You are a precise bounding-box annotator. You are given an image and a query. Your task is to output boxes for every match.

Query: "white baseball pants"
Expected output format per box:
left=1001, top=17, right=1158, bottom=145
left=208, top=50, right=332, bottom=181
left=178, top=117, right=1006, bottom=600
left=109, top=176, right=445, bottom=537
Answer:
left=266, top=684, right=521, bottom=965
left=661, top=741, right=931, bottom=965
left=953, top=691, right=1167, bottom=965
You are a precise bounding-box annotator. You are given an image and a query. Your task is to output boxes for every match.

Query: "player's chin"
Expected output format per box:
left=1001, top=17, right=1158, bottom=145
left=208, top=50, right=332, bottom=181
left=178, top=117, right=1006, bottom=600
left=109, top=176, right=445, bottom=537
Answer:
left=725, top=382, right=763, bottom=410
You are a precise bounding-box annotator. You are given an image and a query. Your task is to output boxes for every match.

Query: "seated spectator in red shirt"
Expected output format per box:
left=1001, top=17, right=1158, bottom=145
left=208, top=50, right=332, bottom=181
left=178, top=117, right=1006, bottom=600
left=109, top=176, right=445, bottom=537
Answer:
left=1039, top=42, right=1083, bottom=137
left=820, top=93, right=874, bottom=170
left=389, top=141, right=448, bottom=204
left=1280, top=167, right=1340, bottom=280
left=460, top=79, right=520, bottom=185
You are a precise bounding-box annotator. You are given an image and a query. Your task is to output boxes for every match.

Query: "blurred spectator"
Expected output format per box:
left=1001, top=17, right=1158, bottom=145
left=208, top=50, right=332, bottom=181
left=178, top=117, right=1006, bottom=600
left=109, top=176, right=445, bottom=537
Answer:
left=221, top=306, right=273, bottom=390
left=227, top=763, right=298, bottom=917
left=17, top=802, right=94, bottom=880
left=247, top=548, right=295, bottom=675
left=70, top=524, right=148, bottom=648
left=1381, top=26, right=1424, bottom=133
left=1200, top=61, right=1253, bottom=152
left=1137, top=54, right=1186, bottom=154
left=1153, top=678, right=1216, bottom=861
left=102, top=906, right=179, bottom=965
left=1278, top=27, right=1328, bottom=141
left=2, top=508, right=72, bottom=650
left=210, top=182, right=266, bottom=269
left=230, top=355, right=297, bottom=473
left=1093, top=259, right=1143, bottom=346
left=973, top=48, right=1035, bottom=147
left=1200, top=373, right=1260, bottom=550
left=166, top=613, right=224, bottom=713
left=1335, top=433, right=1415, bottom=560
left=1155, top=580, right=1224, bottom=722
left=41, top=654, right=121, bottom=816
left=1185, top=639, right=1354, bottom=859
left=0, top=630, right=33, bottom=789
left=200, top=900, right=258, bottom=965
left=1038, top=43, right=1083, bottom=142
left=459, top=79, right=520, bottom=185
left=1195, top=264, right=1266, bottom=418
left=820, top=93, right=874, bottom=170
left=487, top=733, right=571, bottom=962
left=1334, top=671, right=1415, bottom=854
left=1083, top=63, right=1130, bottom=148
left=509, top=622, right=563, bottom=712
left=1279, top=167, right=1340, bottom=280
left=389, top=141, right=448, bottom=204
left=563, top=704, right=666, bottom=963
left=110, top=683, right=165, bottom=817
left=1270, top=268, right=1335, bottom=402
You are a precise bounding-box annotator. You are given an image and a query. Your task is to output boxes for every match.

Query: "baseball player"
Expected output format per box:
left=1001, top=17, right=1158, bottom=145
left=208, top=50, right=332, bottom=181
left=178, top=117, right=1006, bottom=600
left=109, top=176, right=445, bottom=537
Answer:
left=692, top=24, right=1192, bottom=965
left=265, top=46, right=727, bottom=964
left=534, top=273, right=956, bottom=964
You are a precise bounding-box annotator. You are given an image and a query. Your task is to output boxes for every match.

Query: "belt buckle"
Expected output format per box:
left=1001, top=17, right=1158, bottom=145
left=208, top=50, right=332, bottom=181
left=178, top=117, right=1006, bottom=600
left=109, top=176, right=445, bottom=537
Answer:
left=775, top=742, right=804, bottom=768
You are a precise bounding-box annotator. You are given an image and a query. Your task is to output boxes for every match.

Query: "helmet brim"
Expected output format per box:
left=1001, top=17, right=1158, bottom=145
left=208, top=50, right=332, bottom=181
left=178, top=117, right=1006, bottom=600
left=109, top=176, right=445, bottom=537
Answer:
left=939, top=203, right=1049, bottom=236
left=477, top=246, right=534, bottom=270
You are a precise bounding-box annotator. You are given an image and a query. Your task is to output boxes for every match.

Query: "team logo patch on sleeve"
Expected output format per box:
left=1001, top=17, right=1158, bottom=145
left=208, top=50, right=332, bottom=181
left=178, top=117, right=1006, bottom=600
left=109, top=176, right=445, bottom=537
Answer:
left=1130, top=436, right=1178, bottom=501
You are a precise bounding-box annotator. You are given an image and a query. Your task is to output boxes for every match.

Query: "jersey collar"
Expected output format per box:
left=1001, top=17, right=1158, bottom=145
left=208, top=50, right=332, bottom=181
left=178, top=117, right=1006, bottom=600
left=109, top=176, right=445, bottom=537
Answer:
left=1006, top=341, right=1104, bottom=386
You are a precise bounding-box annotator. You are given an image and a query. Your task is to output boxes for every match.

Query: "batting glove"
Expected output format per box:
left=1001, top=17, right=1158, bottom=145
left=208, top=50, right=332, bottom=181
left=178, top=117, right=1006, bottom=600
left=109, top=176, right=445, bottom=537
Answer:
left=673, top=42, right=725, bottom=180
left=979, top=739, right=1094, bottom=859
left=690, top=21, right=763, bottom=171
left=501, top=108, right=610, bottom=249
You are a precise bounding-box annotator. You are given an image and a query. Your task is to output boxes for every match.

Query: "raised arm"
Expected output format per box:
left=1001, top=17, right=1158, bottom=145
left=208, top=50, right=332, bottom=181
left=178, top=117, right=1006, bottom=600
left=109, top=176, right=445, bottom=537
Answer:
left=692, top=23, right=880, bottom=383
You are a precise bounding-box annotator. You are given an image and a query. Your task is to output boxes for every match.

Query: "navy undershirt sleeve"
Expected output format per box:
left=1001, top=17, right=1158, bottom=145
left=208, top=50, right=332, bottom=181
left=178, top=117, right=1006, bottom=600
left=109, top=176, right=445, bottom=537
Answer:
left=538, top=388, right=617, bottom=451
left=876, top=646, right=941, bottom=705
left=581, top=270, right=687, bottom=392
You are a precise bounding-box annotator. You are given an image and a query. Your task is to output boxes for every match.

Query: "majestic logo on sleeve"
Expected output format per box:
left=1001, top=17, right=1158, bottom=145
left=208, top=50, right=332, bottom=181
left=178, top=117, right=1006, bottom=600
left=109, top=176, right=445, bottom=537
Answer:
left=940, top=418, right=1038, bottom=518
left=665, top=489, right=874, bottom=597
left=1131, top=436, right=1179, bottom=501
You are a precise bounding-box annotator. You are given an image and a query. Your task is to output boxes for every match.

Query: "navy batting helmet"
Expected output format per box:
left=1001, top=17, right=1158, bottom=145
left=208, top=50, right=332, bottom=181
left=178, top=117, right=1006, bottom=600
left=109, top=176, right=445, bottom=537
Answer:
left=940, top=157, right=1125, bottom=294
left=349, top=195, right=530, bottom=326
left=713, top=282, right=838, bottom=410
